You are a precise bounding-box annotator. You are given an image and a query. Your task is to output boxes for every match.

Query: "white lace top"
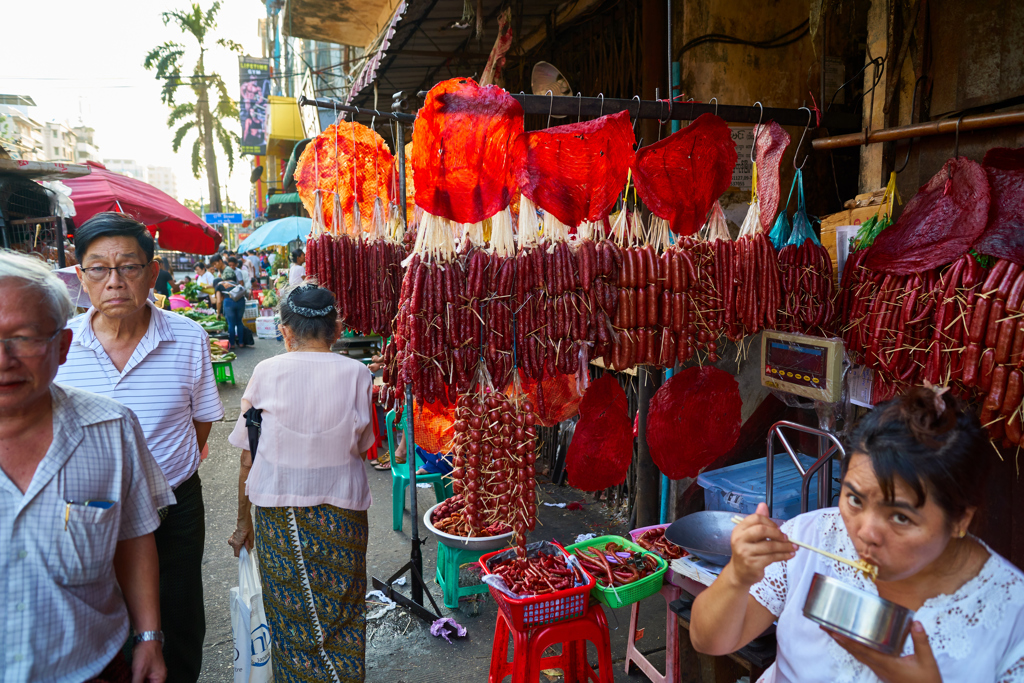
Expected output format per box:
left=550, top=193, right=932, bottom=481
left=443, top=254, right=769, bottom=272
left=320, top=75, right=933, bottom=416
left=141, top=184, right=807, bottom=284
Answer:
left=749, top=508, right=1024, bottom=683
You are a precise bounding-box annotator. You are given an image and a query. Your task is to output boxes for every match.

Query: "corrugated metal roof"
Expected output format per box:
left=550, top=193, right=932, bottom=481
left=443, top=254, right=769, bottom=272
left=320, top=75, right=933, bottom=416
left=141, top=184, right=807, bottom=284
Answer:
left=346, top=0, right=566, bottom=110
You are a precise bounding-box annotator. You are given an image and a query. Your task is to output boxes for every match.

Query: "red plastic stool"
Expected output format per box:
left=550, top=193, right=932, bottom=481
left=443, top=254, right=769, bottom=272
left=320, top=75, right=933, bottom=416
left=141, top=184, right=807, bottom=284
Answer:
left=489, top=602, right=613, bottom=683
left=624, top=583, right=682, bottom=683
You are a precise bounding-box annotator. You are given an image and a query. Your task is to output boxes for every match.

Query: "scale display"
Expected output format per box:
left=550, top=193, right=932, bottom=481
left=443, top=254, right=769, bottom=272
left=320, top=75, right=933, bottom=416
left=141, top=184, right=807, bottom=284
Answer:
left=761, top=331, right=845, bottom=403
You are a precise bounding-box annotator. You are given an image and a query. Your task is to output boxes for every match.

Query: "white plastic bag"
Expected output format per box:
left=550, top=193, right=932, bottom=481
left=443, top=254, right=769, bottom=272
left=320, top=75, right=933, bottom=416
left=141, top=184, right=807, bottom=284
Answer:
left=232, top=548, right=274, bottom=683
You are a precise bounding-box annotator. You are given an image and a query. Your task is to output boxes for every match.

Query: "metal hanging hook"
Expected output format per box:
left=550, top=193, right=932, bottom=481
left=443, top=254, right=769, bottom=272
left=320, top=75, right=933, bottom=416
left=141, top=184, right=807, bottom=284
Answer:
left=597, top=93, right=604, bottom=117
left=895, top=76, right=926, bottom=174
left=793, top=106, right=813, bottom=170
left=546, top=90, right=554, bottom=128
left=576, top=92, right=583, bottom=123
left=710, top=97, right=719, bottom=115
left=631, top=95, right=642, bottom=131
left=751, top=102, right=764, bottom=163
left=659, top=99, right=671, bottom=125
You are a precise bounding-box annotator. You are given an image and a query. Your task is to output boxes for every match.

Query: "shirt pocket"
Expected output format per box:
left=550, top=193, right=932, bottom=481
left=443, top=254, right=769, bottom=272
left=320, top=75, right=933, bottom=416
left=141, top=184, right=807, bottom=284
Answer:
left=54, top=502, right=121, bottom=586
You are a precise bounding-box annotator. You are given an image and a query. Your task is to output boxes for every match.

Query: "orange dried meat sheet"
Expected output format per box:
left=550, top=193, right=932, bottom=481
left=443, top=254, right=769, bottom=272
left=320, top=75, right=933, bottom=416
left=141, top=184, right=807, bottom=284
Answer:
left=295, top=121, right=394, bottom=234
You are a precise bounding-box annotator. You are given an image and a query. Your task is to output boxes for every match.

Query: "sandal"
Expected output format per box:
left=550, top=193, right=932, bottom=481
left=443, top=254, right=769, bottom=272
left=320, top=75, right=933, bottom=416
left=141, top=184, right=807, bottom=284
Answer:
left=372, top=453, right=391, bottom=471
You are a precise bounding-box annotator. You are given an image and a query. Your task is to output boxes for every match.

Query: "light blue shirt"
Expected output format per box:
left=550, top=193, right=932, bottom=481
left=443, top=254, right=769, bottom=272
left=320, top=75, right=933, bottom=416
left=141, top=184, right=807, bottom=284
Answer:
left=0, top=385, right=174, bottom=682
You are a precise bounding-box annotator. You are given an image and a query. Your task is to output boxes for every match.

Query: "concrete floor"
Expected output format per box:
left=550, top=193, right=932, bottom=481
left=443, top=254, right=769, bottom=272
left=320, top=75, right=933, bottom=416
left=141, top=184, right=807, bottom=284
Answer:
left=197, top=337, right=669, bottom=683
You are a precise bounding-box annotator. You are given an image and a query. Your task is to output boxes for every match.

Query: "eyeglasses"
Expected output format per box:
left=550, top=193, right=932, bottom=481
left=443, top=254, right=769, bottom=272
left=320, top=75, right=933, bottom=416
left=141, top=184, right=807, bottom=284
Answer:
left=0, top=330, right=63, bottom=358
left=80, top=263, right=151, bottom=283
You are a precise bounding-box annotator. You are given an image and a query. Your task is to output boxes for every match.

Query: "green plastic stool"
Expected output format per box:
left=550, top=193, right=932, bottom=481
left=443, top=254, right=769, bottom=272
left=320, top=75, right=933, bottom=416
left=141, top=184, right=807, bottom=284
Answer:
left=385, top=409, right=452, bottom=532
left=212, top=360, right=235, bottom=385
left=435, top=542, right=489, bottom=609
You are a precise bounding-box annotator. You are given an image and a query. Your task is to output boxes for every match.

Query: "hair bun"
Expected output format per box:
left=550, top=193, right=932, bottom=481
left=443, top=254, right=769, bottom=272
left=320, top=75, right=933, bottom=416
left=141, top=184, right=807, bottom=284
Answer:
left=895, top=385, right=957, bottom=448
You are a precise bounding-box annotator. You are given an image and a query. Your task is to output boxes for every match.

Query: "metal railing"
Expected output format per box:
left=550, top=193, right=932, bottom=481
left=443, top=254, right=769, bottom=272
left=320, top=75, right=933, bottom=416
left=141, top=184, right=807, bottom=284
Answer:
left=766, top=421, right=845, bottom=517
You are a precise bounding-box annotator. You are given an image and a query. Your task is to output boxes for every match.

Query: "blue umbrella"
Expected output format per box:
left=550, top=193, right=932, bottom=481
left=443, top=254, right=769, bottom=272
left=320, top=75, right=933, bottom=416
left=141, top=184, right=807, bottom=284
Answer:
left=236, top=216, right=313, bottom=252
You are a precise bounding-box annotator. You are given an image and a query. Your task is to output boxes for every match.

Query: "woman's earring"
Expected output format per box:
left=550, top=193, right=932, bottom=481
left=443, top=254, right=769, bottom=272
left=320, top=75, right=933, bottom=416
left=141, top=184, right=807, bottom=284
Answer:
left=959, top=529, right=967, bottom=539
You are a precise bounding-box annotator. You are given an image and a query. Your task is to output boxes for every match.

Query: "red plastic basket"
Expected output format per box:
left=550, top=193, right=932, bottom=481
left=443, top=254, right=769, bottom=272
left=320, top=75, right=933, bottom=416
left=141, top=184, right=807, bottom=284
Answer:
left=479, top=542, right=596, bottom=630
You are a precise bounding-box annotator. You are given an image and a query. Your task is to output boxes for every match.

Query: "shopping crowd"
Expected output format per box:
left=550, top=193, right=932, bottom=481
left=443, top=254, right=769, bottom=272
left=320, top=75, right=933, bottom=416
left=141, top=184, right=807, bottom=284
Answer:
left=0, top=211, right=367, bottom=683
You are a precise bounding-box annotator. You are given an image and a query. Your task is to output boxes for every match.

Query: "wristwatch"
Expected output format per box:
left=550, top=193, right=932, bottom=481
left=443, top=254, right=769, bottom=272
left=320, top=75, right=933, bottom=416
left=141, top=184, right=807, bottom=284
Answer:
left=133, top=631, right=165, bottom=646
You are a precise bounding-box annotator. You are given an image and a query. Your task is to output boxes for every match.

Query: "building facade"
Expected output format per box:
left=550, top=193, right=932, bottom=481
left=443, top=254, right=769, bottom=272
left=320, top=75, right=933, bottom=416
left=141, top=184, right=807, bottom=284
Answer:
left=146, top=165, right=178, bottom=199
left=43, top=120, right=78, bottom=162
left=72, top=126, right=100, bottom=163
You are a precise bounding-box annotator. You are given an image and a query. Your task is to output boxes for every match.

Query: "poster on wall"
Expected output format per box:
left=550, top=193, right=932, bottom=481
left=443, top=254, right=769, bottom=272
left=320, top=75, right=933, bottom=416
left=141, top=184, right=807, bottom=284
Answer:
left=239, top=56, right=271, bottom=155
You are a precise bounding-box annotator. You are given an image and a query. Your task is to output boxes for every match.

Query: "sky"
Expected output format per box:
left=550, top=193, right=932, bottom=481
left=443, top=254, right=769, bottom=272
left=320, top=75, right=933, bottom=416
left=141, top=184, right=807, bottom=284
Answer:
left=0, top=0, right=267, bottom=211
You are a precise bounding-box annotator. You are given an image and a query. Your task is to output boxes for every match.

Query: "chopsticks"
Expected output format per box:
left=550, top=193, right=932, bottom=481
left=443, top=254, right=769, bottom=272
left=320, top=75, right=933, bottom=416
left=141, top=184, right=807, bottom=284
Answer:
left=729, top=515, right=878, bottom=579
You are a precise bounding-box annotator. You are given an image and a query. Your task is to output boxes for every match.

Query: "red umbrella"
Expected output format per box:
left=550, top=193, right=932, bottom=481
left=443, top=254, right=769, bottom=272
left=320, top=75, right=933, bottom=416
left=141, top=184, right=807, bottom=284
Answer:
left=64, top=161, right=222, bottom=254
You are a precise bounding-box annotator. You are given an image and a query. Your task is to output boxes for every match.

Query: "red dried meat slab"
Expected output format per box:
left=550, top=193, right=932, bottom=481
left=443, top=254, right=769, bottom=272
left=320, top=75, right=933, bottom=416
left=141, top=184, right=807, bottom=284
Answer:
left=512, top=111, right=635, bottom=227
left=756, top=121, right=791, bottom=232
left=647, top=366, right=741, bottom=480
left=633, top=113, right=738, bottom=236
left=864, top=157, right=991, bottom=274
left=972, top=147, right=1024, bottom=265
left=412, top=78, right=524, bottom=223
left=565, top=374, right=633, bottom=491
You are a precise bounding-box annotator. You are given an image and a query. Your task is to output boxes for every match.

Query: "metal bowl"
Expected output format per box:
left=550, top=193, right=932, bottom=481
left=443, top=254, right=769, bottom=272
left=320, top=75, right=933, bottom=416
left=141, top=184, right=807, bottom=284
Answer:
left=423, top=503, right=514, bottom=551
left=803, top=573, right=915, bottom=655
left=664, top=511, right=737, bottom=565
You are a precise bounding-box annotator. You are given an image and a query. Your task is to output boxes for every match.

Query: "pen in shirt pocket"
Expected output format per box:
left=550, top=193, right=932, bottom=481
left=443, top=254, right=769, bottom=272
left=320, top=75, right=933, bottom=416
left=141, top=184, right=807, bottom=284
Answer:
left=64, top=500, right=115, bottom=530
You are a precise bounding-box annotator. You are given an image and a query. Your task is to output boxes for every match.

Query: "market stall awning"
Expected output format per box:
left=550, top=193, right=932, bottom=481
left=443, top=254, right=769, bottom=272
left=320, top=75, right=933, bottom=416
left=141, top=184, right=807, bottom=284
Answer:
left=344, top=0, right=569, bottom=109
left=63, top=162, right=223, bottom=255
left=283, top=0, right=398, bottom=48
left=267, top=192, right=302, bottom=206
left=236, top=216, right=312, bottom=252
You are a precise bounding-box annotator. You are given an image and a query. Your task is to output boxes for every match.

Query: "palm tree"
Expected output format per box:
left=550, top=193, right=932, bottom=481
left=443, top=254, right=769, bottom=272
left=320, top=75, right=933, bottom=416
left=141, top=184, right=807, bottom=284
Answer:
left=144, top=2, right=241, bottom=213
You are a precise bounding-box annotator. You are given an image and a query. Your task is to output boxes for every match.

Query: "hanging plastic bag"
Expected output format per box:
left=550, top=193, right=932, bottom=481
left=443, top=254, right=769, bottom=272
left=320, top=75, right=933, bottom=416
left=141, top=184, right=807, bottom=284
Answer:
left=768, top=171, right=799, bottom=249
left=737, top=163, right=762, bottom=239
left=231, top=548, right=273, bottom=683
left=784, top=169, right=820, bottom=248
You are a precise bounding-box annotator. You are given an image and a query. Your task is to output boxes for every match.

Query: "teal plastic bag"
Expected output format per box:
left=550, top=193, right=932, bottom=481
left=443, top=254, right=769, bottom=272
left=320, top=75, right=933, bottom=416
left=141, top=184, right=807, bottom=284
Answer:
left=768, top=171, right=799, bottom=249
left=784, top=169, right=820, bottom=248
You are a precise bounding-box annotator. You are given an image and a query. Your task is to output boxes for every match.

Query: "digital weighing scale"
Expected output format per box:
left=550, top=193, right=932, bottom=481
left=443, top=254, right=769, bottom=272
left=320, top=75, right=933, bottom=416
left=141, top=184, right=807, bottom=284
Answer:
left=760, top=331, right=845, bottom=404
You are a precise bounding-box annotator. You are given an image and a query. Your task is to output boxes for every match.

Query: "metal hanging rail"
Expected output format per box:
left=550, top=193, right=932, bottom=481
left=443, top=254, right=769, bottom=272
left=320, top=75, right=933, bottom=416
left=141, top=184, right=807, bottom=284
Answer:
left=302, top=91, right=861, bottom=129
left=811, top=110, right=1024, bottom=151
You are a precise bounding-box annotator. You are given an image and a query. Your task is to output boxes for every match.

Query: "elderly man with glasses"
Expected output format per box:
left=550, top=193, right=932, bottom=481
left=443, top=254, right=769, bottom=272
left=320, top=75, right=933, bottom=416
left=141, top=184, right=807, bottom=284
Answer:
left=0, top=251, right=174, bottom=682
left=55, top=212, right=225, bottom=683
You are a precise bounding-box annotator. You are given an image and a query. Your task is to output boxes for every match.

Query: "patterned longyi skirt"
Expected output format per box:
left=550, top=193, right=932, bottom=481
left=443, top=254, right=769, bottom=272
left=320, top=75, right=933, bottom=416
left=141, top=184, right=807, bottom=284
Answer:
left=255, top=504, right=369, bottom=683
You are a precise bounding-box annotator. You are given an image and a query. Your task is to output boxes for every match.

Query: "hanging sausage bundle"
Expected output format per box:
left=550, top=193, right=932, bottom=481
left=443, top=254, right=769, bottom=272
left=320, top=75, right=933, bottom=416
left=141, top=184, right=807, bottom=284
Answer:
left=511, top=110, right=635, bottom=380
left=295, top=121, right=403, bottom=336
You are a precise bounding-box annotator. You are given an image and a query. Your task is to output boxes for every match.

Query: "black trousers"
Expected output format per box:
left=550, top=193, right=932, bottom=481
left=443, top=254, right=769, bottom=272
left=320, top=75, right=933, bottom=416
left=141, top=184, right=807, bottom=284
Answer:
left=155, top=471, right=206, bottom=683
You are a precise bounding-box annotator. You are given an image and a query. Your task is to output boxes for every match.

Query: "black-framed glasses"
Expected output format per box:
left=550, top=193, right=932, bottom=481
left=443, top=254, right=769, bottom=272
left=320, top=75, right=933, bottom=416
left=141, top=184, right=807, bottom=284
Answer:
left=0, top=330, right=63, bottom=358
left=79, top=262, right=151, bottom=283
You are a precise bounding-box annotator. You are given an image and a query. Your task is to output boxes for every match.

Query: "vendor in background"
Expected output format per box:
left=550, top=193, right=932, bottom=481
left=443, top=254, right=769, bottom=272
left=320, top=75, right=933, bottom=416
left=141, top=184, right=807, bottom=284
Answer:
left=227, top=284, right=374, bottom=682
left=193, top=261, right=215, bottom=288
left=154, top=257, right=174, bottom=299
left=690, top=385, right=1024, bottom=682
left=289, top=249, right=306, bottom=286
left=215, top=272, right=248, bottom=349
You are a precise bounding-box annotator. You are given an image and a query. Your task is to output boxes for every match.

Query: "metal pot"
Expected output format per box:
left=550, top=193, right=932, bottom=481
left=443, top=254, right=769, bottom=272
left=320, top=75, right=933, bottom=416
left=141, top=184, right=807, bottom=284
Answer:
left=802, top=573, right=915, bottom=655
left=423, top=503, right=514, bottom=551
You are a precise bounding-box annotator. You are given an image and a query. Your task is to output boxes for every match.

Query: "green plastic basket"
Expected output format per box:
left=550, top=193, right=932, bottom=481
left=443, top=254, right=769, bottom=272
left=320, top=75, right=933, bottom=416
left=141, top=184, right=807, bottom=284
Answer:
left=565, top=535, right=668, bottom=609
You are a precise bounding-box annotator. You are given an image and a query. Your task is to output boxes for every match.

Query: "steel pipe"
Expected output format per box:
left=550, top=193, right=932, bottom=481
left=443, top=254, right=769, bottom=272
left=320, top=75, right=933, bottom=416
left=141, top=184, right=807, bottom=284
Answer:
left=811, top=110, right=1024, bottom=150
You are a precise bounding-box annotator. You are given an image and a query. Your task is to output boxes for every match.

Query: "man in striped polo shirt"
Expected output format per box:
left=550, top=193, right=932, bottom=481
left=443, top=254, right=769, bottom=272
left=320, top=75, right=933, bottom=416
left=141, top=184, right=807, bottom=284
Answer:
left=56, top=212, right=224, bottom=682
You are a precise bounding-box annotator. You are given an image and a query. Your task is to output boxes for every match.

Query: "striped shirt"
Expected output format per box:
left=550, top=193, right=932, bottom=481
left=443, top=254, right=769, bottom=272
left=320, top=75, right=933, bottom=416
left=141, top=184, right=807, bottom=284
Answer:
left=0, top=384, right=175, bottom=683
left=55, top=302, right=225, bottom=488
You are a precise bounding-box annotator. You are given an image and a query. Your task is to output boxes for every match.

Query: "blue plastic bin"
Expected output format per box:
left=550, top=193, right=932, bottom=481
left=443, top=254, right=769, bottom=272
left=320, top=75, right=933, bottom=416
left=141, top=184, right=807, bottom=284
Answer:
left=697, top=453, right=840, bottom=521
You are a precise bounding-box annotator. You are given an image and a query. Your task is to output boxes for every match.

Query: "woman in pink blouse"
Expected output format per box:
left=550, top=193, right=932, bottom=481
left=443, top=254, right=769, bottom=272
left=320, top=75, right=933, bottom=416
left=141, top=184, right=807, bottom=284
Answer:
left=227, top=284, right=374, bottom=683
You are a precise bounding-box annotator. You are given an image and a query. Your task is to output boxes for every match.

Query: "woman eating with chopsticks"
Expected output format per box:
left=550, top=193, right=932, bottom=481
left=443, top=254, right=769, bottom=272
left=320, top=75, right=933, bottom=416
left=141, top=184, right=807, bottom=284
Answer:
left=690, top=385, right=1024, bottom=682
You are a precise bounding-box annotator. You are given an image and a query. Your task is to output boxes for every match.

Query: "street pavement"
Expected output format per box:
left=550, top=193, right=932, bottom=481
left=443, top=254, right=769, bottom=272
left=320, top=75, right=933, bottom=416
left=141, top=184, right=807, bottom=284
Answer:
left=197, top=337, right=667, bottom=682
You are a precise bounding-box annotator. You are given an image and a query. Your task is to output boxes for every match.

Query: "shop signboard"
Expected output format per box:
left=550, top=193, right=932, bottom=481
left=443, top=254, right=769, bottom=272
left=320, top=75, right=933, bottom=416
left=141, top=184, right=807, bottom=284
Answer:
left=205, top=212, right=244, bottom=225
left=239, top=56, right=271, bottom=155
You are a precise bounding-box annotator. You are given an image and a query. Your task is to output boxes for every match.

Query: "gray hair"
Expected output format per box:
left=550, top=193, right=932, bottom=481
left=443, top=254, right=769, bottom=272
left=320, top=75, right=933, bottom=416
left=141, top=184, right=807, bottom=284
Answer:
left=0, top=251, right=75, bottom=329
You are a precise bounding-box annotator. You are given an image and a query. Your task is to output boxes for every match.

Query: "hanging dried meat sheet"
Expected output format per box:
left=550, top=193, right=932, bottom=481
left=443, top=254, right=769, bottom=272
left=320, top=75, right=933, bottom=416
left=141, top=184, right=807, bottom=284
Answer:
left=647, top=366, right=741, bottom=480
left=755, top=121, right=791, bottom=232
left=565, top=374, right=633, bottom=492
left=864, top=157, right=991, bottom=274
left=972, top=147, right=1024, bottom=265
left=632, top=113, right=738, bottom=236
left=295, top=121, right=394, bottom=235
left=511, top=110, right=635, bottom=228
left=412, top=77, right=523, bottom=224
